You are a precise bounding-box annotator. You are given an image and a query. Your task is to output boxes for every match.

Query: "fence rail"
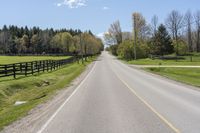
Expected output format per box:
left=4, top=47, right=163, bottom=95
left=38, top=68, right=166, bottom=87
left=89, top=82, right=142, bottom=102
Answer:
left=0, top=55, right=91, bottom=79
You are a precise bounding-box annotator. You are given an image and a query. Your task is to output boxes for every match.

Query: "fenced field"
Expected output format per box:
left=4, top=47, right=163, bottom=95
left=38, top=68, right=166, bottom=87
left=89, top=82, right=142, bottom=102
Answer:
left=0, top=55, right=91, bottom=78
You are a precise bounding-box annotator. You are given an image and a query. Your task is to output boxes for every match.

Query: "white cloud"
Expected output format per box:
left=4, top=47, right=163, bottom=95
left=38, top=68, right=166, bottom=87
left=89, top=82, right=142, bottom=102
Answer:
left=57, top=3, right=62, bottom=7
left=103, top=6, right=109, bottom=10
left=57, top=0, right=87, bottom=8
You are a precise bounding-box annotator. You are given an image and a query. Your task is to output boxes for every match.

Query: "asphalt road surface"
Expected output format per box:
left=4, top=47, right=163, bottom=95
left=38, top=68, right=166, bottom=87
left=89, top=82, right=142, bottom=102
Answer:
left=38, top=52, right=200, bottom=133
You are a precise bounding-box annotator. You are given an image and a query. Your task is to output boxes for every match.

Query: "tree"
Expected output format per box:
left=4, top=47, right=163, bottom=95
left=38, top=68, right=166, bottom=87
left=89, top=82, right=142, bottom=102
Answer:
left=184, top=10, right=193, bottom=52
left=194, top=11, right=200, bottom=52
left=166, top=10, right=183, bottom=55
left=31, top=34, right=40, bottom=53
left=151, top=15, right=159, bottom=36
left=108, top=20, right=122, bottom=44
left=61, top=32, right=73, bottom=53
left=50, top=33, right=62, bottom=53
left=133, top=12, right=144, bottom=59
left=151, top=24, right=173, bottom=55
left=20, top=35, right=29, bottom=53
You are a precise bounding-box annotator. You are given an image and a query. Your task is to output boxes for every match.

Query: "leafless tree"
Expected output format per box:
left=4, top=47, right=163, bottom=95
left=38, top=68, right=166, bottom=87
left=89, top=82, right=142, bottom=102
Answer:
left=194, top=10, right=200, bottom=52
left=108, top=20, right=122, bottom=44
left=165, top=10, right=183, bottom=55
left=184, top=10, right=193, bottom=52
left=166, top=10, right=183, bottom=40
left=151, top=15, right=159, bottom=35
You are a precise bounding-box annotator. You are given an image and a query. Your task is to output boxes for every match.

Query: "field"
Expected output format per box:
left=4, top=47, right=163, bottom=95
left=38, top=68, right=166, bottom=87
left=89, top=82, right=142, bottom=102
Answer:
left=0, top=56, right=95, bottom=130
left=146, top=67, right=200, bottom=87
left=0, top=56, right=70, bottom=64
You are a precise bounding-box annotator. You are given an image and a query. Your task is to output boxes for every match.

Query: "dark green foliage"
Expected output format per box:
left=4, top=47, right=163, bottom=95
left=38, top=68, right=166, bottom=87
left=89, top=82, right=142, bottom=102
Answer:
left=150, top=24, right=174, bottom=55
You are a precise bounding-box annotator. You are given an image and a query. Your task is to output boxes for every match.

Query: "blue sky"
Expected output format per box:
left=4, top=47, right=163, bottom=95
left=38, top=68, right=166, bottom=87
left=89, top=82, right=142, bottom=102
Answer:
left=0, top=0, right=199, bottom=36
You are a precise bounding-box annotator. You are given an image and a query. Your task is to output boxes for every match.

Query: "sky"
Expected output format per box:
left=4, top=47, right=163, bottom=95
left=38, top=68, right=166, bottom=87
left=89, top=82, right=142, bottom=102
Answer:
left=0, top=0, right=200, bottom=37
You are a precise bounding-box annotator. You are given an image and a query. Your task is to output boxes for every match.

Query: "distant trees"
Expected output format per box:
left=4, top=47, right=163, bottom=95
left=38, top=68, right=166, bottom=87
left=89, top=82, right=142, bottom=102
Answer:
left=107, top=10, right=200, bottom=60
left=0, top=26, right=103, bottom=55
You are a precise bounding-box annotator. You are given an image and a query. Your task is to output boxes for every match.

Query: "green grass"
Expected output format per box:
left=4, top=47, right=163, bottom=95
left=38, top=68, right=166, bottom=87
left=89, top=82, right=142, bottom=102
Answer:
left=0, top=56, right=70, bottom=64
left=128, top=56, right=200, bottom=65
left=146, top=67, right=200, bottom=87
left=127, top=54, right=200, bottom=66
left=0, top=57, right=95, bottom=130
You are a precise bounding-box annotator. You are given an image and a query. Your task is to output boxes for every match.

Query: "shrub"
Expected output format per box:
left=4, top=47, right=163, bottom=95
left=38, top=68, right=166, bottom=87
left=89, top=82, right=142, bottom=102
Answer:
left=173, top=39, right=188, bottom=55
left=117, top=40, right=149, bottom=60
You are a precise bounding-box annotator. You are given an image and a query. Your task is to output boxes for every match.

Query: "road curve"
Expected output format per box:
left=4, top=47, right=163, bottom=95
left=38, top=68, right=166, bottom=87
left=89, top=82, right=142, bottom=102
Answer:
left=38, top=52, right=200, bottom=133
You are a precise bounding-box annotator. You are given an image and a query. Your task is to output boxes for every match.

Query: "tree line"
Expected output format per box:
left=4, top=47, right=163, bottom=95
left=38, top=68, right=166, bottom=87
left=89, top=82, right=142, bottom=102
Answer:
left=106, top=10, right=200, bottom=60
left=0, top=25, right=103, bottom=55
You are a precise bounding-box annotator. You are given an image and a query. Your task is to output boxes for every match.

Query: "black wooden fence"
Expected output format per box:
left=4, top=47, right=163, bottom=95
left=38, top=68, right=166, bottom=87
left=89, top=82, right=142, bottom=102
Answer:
left=0, top=55, right=91, bottom=79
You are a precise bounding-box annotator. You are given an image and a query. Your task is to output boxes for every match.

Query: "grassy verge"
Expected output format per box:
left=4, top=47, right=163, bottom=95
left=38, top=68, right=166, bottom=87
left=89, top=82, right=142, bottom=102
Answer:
left=146, top=67, right=200, bottom=87
left=0, top=56, right=70, bottom=64
left=128, top=58, right=200, bottom=66
left=0, top=57, right=95, bottom=130
left=126, top=54, right=200, bottom=65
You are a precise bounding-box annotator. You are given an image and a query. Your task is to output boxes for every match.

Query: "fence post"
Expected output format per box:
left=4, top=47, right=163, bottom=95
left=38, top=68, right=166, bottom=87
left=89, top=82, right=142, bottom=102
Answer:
left=47, top=61, right=49, bottom=71
left=31, top=62, right=34, bottom=75
left=5, top=65, right=7, bottom=76
left=25, top=62, right=28, bottom=76
left=20, top=63, right=22, bottom=73
left=43, top=61, right=45, bottom=72
left=51, top=61, right=53, bottom=71
left=36, top=61, right=39, bottom=73
left=13, top=64, right=16, bottom=78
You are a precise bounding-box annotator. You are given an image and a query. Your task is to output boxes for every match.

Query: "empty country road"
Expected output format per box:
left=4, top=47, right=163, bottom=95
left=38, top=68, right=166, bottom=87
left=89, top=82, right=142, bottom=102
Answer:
left=38, top=52, right=200, bottom=133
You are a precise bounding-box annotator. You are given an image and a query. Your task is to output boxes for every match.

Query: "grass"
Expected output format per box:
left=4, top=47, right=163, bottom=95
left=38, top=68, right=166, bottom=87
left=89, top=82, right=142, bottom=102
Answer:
left=146, top=67, right=200, bottom=87
left=127, top=54, right=200, bottom=66
left=0, top=56, right=70, bottom=64
left=0, top=57, right=95, bottom=130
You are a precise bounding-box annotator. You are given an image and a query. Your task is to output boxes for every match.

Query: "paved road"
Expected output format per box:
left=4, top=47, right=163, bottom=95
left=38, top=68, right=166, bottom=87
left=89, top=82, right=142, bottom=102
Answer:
left=38, top=52, right=200, bottom=133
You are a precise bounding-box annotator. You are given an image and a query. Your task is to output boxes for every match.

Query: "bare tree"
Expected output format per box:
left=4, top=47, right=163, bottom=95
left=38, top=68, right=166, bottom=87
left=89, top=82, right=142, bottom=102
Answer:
left=132, top=12, right=150, bottom=59
left=166, top=10, right=183, bottom=55
left=108, top=20, right=122, bottom=44
left=151, top=15, right=159, bottom=35
left=194, top=10, right=200, bottom=52
left=184, top=10, right=193, bottom=52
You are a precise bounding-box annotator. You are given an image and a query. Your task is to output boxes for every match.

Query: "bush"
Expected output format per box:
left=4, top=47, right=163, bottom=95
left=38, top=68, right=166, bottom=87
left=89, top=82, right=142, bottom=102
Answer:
left=117, top=40, right=134, bottom=60
left=173, top=39, right=188, bottom=55
left=110, top=44, right=118, bottom=56
left=117, top=40, right=149, bottom=60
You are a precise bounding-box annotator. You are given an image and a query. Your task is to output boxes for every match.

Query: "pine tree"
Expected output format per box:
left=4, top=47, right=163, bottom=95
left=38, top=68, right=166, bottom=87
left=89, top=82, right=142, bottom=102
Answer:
left=151, top=24, right=173, bottom=55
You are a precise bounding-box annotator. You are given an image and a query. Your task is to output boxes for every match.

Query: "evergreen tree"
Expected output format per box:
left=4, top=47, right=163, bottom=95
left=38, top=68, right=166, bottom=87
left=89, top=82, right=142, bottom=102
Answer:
left=151, top=24, right=173, bottom=55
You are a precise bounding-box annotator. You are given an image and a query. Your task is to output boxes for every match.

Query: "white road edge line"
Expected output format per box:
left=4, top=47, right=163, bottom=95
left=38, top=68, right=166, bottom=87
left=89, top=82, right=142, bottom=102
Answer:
left=37, top=62, right=97, bottom=133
